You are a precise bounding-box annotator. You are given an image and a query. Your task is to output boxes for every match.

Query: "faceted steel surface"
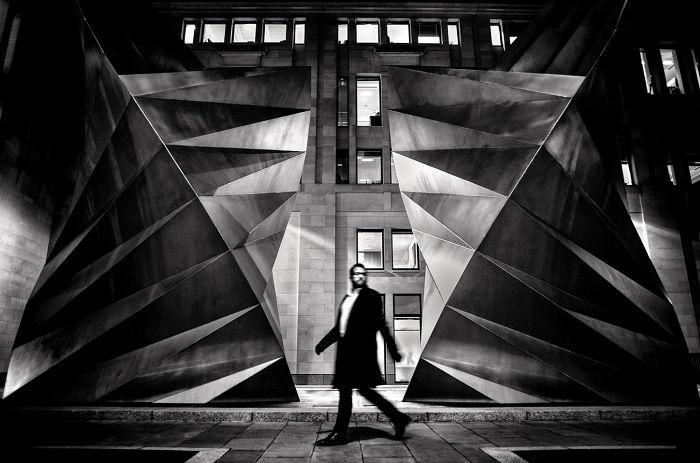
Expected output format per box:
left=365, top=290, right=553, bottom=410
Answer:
left=3, top=13, right=308, bottom=403
left=388, top=66, right=696, bottom=403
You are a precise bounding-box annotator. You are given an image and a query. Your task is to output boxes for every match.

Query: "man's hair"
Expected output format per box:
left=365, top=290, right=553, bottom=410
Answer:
left=349, top=263, right=366, bottom=275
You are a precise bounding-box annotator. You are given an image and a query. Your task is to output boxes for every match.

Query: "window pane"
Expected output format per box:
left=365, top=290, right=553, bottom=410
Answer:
left=202, top=23, right=226, bottom=43
left=338, top=23, right=348, bottom=43
left=417, top=22, right=440, bottom=44
left=394, top=294, right=420, bottom=316
left=447, top=23, right=459, bottom=45
left=357, top=79, right=381, bottom=126
left=392, top=232, right=418, bottom=269
left=621, top=162, right=633, bottom=186
left=509, top=36, right=517, bottom=44
left=357, top=151, right=382, bottom=184
left=395, top=318, right=420, bottom=331
left=660, top=49, right=684, bottom=94
left=356, top=22, right=379, bottom=43
left=264, top=22, right=286, bottom=42
left=294, top=22, right=305, bottom=44
left=387, top=23, right=410, bottom=43
left=233, top=23, right=256, bottom=42
left=394, top=330, right=420, bottom=382
left=490, top=24, right=502, bottom=46
left=183, top=23, right=196, bottom=44
left=358, top=231, right=383, bottom=269
left=639, top=50, right=654, bottom=94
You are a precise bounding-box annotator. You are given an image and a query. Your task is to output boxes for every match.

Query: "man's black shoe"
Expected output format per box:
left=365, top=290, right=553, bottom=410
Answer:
left=316, top=431, right=348, bottom=446
left=392, top=414, right=411, bottom=440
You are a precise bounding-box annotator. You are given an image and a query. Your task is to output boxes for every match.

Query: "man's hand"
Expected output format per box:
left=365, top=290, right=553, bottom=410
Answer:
left=391, top=350, right=403, bottom=363
left=315, top=344, right=323, bottom=355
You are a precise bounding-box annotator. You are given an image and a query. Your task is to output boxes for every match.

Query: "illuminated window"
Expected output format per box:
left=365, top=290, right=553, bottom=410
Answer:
left=264, top=20, right=287, bottom=43
left=357, top=20, right=379, bottom=43
left=392, top=230, right=418, bottom=270
left=417, top=21, right=440, bottom=44
left=357, top=78, right=381, bottom=127
left=660, top=49, right=684, bottom=94
left=639, top=49, right=654, bottom=94
left=233, top=21, right=256, bottom=43
left=338, top=22, right=348, bottom=43
left=202, top=22, right=226, bottom=43
left=357, top=150, right=382, bottom=184
left=621, top=162, right=633, bottom=185
left=387, top=22, right=410, bottom=44
left=357, top=230, right=384, bottom=269
left=183, top=21, right=198, bottom=44
left=447, top=22, right=459, bottom=45
left=394, top=295, right=421, bottom=383
left=294, top=21, right=305, bottom=44
left=490, top=21, right=503, bottom=47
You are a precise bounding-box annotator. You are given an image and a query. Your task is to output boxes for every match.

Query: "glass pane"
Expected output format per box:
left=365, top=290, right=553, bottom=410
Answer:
left=621, top=162, right=633, bottom=186
left=357, top=22, right=379, bottom=43
left=184, top=23, right=196, bottom=44
left=387, top=23, right=410, bottom=43
left=338, top=23, right=348, bottom=43
left=392, top=232, right=418, bottom=269
left=395, top=318, right=420, bottom=331
left=509, top=36, right=517, bottom=44
left=233, top=23, right=256, bottom=42
left=490, top=24, right=502, bottom=46
left=357, top=152, right=382, bottom=184
left=660, top=49, right=684, bottom=94
left=202, top=23, right=226, bottom=43
left=264, top=23, right=286, bottom=42
left=294, top=23, right=305, bottom=44
left=358, top=231, right=383, bottom=269
left=357, top=79, right=380, bottom=127
left=639, top=50, right=654, bottom=94
left=395, top=330, right=420, bottom=382
left=417, top=22, right=440, bottom=44
left=667, top=164, right=676, bottom=185
left=447, top=24, right=459, bottom=45
left=394, top=294, right=420, bottom=316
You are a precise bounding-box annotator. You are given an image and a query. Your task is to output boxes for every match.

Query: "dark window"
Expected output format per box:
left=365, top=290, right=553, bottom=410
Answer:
left=417, top=21, right=440, bottom=44
left=336, top=149, right=349, bottom=184
left=338, top=77, right=348, bottom=126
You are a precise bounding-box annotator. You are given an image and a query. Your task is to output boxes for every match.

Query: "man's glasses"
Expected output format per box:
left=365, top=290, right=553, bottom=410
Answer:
left=351, top=272, right=366, bottom=276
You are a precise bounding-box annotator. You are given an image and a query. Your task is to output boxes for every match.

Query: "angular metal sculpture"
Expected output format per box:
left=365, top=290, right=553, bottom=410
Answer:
left=3, top=14, right=308, bottom=403
left=388, top=66, right=696, bottom=403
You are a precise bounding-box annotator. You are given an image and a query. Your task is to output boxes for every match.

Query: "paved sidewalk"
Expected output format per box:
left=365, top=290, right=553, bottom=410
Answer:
left=5, top=417, right=698, bottom=462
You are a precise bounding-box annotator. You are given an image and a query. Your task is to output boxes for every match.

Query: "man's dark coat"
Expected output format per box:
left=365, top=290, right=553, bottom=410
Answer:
left=316, top=287, right=399, bottom=388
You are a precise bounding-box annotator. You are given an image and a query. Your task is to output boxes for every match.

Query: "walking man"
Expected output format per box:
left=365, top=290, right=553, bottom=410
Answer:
left=315, top=263, right=411, bottom=446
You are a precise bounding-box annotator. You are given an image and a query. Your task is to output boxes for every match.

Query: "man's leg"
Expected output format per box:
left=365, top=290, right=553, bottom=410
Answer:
left=317, top=386, right=352, bottom=445
left=358, top=386, right=410, bottom=438
left=334, top=386, right=353, bottom=435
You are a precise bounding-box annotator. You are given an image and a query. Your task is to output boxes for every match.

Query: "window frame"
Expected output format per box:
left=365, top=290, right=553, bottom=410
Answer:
left=338, top=21, right=349, bottom=44
left=263, top=19, right=288, bottom=43
left=490, top=20, right=504, bottom=48
left=447, top=20, right=460, bottom=45
left=356, top=150, right=383, bottom=185
left=393, top=294, right=422, bottom=383
left=387, top=20, right=411, bottom=44
left=356, top=229, right=385, bottom=270
left=182, top=19, right=200, bottom=44
left=232, top=19, right=258, bottom=43
left=201, top=20, right=228, bottom=44
left=391, top=229, right=419, bottom=270
left=293, top=19, right=305, bottom=45
left=417, top=20, right=441, bottom=44
left=356, top=19, right=380, bottom=44
left=356, top=77, right=382, bottom=127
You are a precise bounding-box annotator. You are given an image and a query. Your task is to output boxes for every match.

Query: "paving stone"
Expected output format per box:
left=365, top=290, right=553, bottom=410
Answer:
left=227, top=437, right=278, bottom=450
left=361, top=444, right=412, bottom=458
left=142, top=422, right=219, bottom=446
left=180, top=422, right=249, bottom=446
left=363, top=459, right=416, bottom=463
left=217, top=449, right=264, bottom=463
left=262, top=443, right=315, bottom=458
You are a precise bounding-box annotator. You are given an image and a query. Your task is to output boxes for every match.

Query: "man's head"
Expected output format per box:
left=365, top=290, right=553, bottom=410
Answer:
left=349, top=263, right=367, bottom=289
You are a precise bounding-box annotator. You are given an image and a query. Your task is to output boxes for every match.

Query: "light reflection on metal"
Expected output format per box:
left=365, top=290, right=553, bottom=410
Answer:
left=4, top=9, right=308, bottom=403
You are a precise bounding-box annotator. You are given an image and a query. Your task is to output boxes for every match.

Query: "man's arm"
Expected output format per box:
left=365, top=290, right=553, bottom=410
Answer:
left=315, top=325, right=339, bottom=354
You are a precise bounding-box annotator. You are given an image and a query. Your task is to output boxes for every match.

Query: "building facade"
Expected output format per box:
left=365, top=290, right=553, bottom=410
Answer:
left=0, top=0, right=698, bottom=402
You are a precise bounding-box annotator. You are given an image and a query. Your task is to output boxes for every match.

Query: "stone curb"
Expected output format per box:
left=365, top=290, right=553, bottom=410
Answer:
left=4, top=406, right=699, bottom=423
